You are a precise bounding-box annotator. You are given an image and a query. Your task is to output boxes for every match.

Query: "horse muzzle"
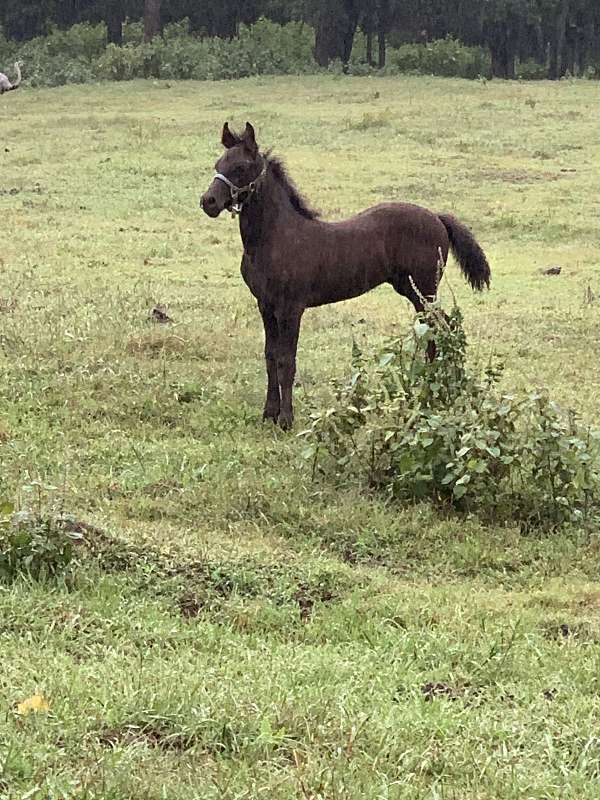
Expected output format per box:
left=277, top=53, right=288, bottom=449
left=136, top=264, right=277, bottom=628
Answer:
left=200, top=192, right=222, bottom=218
left=200, top=178, right=231, bottom=218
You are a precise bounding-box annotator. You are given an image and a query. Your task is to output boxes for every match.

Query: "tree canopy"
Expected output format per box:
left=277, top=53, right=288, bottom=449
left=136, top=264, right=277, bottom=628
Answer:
left=1, top=0, right=598, bottom=78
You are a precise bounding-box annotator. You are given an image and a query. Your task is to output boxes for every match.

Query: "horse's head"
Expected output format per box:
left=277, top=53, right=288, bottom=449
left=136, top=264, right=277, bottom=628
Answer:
left=201, top=122, right=265, bottom=218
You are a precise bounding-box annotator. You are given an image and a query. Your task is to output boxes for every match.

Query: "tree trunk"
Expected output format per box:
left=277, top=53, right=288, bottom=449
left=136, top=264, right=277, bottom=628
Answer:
left=488, top=17, right=517, bottom=79
left=211, top=3, right=239, bottom=39
left=144, top=0, right=162, bottom=43
left=377, top=0, right=390, bottom=69
left=506, top=12, right=518, bottom=79
left=377, top=27, right=386, bottom=69
left=549, top=0, right=570, bottom=79
left=105, top=1, right=124, bottom=46
left=314, top=0, right=360, bottom=67
left=489, top=26, right=508, bottom=78
left=362, top=7, right=375, bottom=66
left=580, top=17, right=596, bottom=73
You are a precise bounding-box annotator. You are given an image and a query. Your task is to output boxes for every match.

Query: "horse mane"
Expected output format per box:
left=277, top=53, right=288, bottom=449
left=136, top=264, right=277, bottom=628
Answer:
left=265, top=152, right=320, bottom=220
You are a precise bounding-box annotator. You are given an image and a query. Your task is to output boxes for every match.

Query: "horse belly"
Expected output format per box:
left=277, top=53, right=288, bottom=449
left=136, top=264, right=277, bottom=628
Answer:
left=306, top=240, right=391, bottom=306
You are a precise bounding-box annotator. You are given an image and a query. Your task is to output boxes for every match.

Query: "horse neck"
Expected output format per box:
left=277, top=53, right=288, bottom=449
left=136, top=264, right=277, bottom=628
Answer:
left=239, top=169, right=301, bottom=252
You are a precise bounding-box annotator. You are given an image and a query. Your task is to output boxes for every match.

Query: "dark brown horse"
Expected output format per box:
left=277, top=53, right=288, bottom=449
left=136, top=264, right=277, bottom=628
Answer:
left=201, top=122, right=490, bottom=429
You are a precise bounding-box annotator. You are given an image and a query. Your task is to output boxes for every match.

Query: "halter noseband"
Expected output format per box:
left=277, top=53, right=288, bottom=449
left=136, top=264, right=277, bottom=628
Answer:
left=214, top=161, right=267, bottom=217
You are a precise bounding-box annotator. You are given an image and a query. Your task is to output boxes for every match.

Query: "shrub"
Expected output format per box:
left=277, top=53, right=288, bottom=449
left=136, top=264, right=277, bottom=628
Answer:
left=42, top=22, right=106, bottom=60
left=388, top=37, right=491, bottom=79
left=517, top=59, right=549, bottom=80
left=0, top=501, right=80, bottom=581
left=8, top=18, right=317, bottom=87
left=7, top=20, right=599, bottom=88
left=300, top=304, right=599, bottom=530
left=95, top=42, right=146, bottom=81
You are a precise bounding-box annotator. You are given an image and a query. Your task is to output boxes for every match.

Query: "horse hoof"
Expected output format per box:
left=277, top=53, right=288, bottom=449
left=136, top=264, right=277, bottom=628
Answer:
left=262, top=408, right=279, bottom=424
left=278, top=412, right=293, bottom=431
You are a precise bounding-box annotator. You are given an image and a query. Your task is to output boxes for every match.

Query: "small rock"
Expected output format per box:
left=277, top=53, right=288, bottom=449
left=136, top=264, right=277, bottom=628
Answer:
left=541, top=266, right=562, bottom=276
left=150, top=306, right=173, bottom=324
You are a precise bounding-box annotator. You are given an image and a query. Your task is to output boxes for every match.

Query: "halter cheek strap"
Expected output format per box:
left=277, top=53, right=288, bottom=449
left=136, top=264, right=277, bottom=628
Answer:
left=213, top=162, right=267, bottom=217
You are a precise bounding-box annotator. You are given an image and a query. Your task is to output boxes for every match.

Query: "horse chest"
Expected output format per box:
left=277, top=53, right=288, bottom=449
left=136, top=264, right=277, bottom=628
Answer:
left=241, top=251, right=290, bottom=302
left=240, top=252, right=267, bottom=299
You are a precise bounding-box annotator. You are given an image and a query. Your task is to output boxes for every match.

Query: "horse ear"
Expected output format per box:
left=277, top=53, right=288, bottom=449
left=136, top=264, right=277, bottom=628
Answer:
left=221, top=122, right=237, bottom=149
left=243, top=121, right=258, bottom=156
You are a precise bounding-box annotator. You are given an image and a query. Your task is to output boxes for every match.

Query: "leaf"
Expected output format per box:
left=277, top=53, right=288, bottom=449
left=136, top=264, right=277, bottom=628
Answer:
left=16, top=693, right=50, bottom=716
left=0, top=501, right=14, bottom=516
left=414, top=321, right=430, bottom=338
left=301, top=445, right=316, bottom=460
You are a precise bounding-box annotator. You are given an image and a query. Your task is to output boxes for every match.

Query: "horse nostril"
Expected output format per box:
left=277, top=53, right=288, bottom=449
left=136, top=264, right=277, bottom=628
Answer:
left=205, top=195, right=216, bottom=206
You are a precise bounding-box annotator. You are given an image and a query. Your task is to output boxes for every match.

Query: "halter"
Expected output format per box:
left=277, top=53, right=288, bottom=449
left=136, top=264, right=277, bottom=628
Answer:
left=213, top=161, right=267, bottom=217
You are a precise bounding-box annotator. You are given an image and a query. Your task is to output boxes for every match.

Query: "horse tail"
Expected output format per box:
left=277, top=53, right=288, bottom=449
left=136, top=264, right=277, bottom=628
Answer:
left=438, top=213, right=490, bottom=291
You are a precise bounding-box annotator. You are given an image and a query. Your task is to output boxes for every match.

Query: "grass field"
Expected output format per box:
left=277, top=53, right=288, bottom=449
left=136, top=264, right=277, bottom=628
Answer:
left=1, top=75, right=600, bottom=799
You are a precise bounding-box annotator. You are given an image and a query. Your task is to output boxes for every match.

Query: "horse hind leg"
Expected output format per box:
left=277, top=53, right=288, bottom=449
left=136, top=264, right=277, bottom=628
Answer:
left=390, top=271, right=439, bottom=360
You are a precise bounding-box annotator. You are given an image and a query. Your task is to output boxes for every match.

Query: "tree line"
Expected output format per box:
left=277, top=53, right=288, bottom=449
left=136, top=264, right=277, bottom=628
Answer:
left=2, top=1, right=599, bottom=79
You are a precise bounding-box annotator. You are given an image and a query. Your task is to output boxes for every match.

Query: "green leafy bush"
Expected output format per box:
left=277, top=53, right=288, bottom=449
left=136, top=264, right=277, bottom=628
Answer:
left=11, top=18, right=317, bottom=87
left=95, top=42, right=145, bottom=81
left=6, top=20, right=599, bottom=87
left=15, top=22, right=105, bottom=86
left=387, top=37, right=491, bottom=79
left=300, top=305, right=599, bottom=530
left=517, top=58, right=549, bottom=80
left=0, top=501, right=80, bottom=581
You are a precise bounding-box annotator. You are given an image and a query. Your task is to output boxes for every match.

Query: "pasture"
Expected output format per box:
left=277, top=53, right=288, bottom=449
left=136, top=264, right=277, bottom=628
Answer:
left=1, top=75, right=600, bottom=799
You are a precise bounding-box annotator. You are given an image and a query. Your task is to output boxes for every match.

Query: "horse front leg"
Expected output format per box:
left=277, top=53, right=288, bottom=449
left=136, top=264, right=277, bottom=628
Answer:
left=276, top=306, right=304, bottom=431
left=259, top=302, right=280, bottom=423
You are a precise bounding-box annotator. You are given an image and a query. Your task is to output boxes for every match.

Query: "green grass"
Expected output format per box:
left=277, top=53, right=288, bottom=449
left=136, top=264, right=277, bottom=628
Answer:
left=1, top=75, right=600, bottom=799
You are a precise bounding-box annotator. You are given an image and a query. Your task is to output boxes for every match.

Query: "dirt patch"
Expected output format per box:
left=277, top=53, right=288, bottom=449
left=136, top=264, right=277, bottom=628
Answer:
left=99, top=722, right=195, bottom=752
left=57, top=518, right=362, bottom=615
left=126, top=332, right=188, bottom=358
left=478, top=168, right=560, bottom=184
left=542, top=621, right=597, bottom=642
left=294, top=586, right=315, bottom=622
left=421, top=682, right=461, bottom=701
left=0, top=297, right=17, bottom=313
left=542, top=622, right=575, bottom=640
left=419, top=682, right=484, bottom=706
left=178, top=592, right=205, bottom=619
left=575, top=591, right=600, bottom=610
